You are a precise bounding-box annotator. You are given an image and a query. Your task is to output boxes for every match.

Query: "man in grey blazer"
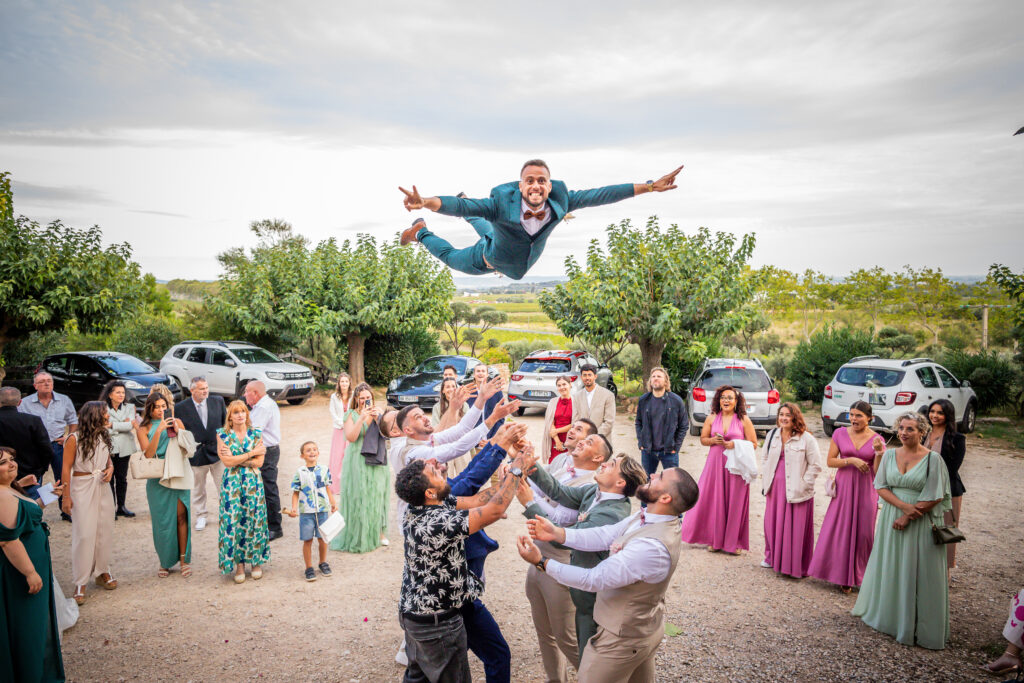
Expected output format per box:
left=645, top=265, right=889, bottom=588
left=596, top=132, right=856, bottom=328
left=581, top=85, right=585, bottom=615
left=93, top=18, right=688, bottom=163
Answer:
left=571, top=365, right=616, bottom=443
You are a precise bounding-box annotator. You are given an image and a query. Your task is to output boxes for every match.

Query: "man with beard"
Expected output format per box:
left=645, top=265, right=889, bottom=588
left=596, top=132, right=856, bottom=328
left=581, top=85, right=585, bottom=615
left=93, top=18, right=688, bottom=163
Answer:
left=520, top=445, right=647, bottom=668
left=518, top=467, right=700, bottom=683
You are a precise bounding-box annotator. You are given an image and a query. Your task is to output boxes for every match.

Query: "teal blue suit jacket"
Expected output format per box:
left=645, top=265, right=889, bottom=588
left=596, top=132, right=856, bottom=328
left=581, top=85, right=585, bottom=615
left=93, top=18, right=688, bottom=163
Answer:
left=437, top=180, right=634, bottom=280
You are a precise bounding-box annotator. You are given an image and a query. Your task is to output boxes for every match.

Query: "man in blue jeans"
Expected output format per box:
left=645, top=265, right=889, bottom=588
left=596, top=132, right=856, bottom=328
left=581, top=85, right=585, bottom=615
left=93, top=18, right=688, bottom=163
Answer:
left=634, top=367, right=688, bottom=492
left=399, top=159, right=683, bottom=280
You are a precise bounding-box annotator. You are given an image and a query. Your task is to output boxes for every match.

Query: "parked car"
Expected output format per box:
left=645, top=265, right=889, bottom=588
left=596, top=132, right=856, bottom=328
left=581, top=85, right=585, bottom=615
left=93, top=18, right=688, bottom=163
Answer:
left=37, top=352, right=183, bottom=409
left=685, top=358, right=779, bottom=436
left=507, top=350, right=616, bottom=414
left=159, top=340, right=315, bottom=405
left=821, top=356, right=977, bottom=436
left=386, top=355, right=496, bottom=409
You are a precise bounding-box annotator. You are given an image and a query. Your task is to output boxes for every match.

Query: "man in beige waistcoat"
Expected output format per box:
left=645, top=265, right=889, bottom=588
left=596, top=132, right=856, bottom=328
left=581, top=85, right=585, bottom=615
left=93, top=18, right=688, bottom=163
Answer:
left=518, top=467, right=700, bottom=683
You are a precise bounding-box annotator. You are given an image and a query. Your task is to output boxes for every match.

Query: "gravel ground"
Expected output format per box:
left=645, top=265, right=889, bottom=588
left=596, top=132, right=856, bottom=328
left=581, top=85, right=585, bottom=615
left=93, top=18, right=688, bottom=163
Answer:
left=52, top=393, right=1023, bottom=682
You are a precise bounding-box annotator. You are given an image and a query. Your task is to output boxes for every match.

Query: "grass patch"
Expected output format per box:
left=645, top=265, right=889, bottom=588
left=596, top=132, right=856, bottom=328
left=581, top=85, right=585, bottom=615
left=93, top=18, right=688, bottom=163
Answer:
left=482, top=328, right=571, bottom=347
left=974, top=416, right=1024, bottom=450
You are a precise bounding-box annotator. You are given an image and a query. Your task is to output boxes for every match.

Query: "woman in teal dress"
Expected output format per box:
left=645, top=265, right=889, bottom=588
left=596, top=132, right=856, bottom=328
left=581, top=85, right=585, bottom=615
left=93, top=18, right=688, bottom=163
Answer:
left=0, top=446, right=65, bottom=682
left=216, top=400, right=270, bottom=583
left=136, top=393, right=192, bottom=578
left=852, top=411, right=952, bottom=650
left=331, top=383, right=390, bottom=553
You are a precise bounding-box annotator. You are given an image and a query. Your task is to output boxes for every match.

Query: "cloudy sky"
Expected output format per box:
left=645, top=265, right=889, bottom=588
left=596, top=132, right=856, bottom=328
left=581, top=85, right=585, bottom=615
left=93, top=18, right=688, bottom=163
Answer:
left=2, top=1, right=1022, bottom=282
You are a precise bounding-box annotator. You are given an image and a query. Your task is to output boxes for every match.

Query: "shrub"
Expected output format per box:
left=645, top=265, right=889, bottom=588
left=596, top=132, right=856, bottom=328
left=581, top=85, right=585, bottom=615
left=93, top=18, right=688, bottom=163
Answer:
left=503, top=340, right=544, bottom=368
left=788, top=326, right=877, bottom=401
left=762, top=350, right=791, bottom=382
left=662, top=335, right=726, bottom=386
left=110, top=314, right=185, bottom=362
left=757, top=333, right=787, bottom=355
left=364, top=327, right=441, bottom=386
left=1, top=330, right=66, bottom=369
left=609, top=344, right=642, bottom=382
left=479, top=346, right=511, bottom=366
left=938, top=349, right=1020, bottom=413
left=876, top=326, right=918, bottom=357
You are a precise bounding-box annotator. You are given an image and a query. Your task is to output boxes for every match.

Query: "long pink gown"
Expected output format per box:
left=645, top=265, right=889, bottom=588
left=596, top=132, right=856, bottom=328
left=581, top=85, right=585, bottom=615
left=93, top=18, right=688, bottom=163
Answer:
left=807, top=427, right=878, bottom=587
left=763, top=447, right=815, bottom=577
left=679, top=412, right=749, bottom=552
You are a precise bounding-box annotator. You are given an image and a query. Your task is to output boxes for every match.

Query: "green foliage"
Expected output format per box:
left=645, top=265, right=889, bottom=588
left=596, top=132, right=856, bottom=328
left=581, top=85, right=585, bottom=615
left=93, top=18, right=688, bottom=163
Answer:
left=478, top=346, right=511, bottom=366
left=0, top=330, right=66, bottom=368
left=841, top=266, right=894, bottom=331
left=486, top=338, right=501, bottom=348
left=938, top=349, right=1020, bottom=413
left=876, top=326, right=918, bottom=357
left=143, top=274, right=173, bottom=315
left=989, top=265, right=1024, bottom=329
left=540, top=217, right=756, bottom=380
left=893, top=266, right=965, bottom=346
left=503, top=340, right=546, bottom=368
left=662, top=335, right=726, bottom=386
left=788, top=326, right=878, bottom=401
left=0, top=171, right=147, bottom=363
left=439, top=304, right=509, bottom=355
left=110, top=314, right=185, bottom=361
left=165, top=279, right=220, bottom=300
left=762, top=350, right=791, bottom=382
left=462, top=328, right=484, bottom=356
left=364, top=328, right=442, bottom=386
left=608, top=344, right=642, bottom=380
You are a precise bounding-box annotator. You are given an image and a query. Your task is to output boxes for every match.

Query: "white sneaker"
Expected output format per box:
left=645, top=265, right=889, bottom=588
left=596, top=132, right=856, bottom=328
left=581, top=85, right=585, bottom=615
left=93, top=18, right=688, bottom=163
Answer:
left=195, top=517, right=207, bottom=531
left=380, top=536, right=390, bottom=547
left=395, top=644, right=408, bottom=666
left=759, top=559, right=771, bottom=568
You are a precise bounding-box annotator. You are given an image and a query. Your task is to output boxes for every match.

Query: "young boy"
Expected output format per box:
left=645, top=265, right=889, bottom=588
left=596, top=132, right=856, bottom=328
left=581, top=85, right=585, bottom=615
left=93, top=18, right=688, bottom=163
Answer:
left=288, top=441, right=337, bottom=581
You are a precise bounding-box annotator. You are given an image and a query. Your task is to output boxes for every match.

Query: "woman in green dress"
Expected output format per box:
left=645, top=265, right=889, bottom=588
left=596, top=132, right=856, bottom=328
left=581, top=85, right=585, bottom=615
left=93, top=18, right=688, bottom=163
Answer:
left=136, top=393, right=192, bottom=578
left=331, top=383, right=390, bottom=553
left=852, top=411, right=952, bottom=650
left=0, top=446, right=65, bottom=682
left=216, top=400, right=270, bottom=583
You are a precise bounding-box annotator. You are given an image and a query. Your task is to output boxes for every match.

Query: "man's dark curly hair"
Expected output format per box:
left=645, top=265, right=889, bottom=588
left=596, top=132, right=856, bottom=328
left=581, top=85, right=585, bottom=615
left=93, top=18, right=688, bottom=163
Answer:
left=395, top=459, right=430, bottom=506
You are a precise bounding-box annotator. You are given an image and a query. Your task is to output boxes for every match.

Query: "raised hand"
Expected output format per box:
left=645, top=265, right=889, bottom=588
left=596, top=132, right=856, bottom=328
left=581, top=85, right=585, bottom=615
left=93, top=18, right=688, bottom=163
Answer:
left=872, top=435, right=886, bottom=456
left=516, top=535, right=543, bottom=564
left=479, top=375, right=503, bottom=401
left=399, top=185, right=425, bottom=211
left=450, top=384, right=471, bottom=410
left=515, top=478, right=534, bottom=506
left=517, top=441, right=539, bottom=474
left=491, top=398, right=521, bottom=423
left=651, top=165, right=684, bottom=192
left=526, top=516, right=562, bottom=543
left=495, top=423, right=528, bottom=451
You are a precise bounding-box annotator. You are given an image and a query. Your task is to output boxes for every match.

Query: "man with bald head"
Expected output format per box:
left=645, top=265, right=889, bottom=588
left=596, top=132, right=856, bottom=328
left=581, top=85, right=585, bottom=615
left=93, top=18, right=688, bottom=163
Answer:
left=245, top=381, right=283, bottom=540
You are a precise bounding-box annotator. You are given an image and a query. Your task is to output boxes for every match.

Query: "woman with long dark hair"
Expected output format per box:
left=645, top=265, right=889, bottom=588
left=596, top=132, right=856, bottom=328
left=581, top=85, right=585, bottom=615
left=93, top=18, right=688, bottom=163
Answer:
left=542, top=376, right=574, bottom=463
left=100, top=380, right=138, bottom=518
left=925, top=399, right=966, bottom=574
left=679, top=385, right=757, bottom=554
left=328, top=372, right=353, bottom=496
left=61, top=401, right=116, bottom=605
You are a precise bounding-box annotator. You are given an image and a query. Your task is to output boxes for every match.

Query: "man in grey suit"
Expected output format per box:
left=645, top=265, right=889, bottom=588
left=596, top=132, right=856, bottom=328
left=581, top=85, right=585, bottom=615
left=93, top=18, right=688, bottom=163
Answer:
left=175, top=377, right=227, bottom=531
left=571, top=365, right=616, bottom=443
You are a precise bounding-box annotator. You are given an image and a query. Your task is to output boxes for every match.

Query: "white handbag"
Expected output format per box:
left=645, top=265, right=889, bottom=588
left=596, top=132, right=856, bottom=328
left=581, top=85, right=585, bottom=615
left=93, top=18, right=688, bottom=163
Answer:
left=129, top=451, right=164, bottom=480
left=316, top=512, right=346, bottom=543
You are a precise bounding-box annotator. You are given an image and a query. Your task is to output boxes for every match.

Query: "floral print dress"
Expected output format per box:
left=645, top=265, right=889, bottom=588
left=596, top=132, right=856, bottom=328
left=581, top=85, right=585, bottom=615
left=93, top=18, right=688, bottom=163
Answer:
left=216, top=427, right=270, bottom=573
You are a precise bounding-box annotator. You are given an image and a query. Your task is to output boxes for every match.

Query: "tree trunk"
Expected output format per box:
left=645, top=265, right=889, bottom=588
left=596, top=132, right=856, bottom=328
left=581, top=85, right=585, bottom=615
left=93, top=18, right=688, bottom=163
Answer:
left=638, top=339, right=667, bottom=387
left=347, top=332, right=366, bottom=386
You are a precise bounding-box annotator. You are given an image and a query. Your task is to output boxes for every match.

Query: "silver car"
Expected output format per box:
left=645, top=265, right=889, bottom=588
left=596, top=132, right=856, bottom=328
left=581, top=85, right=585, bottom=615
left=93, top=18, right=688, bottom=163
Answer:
left=507, top=350, right=616, bottom=414
left=686, top=358, right=780, bottom=435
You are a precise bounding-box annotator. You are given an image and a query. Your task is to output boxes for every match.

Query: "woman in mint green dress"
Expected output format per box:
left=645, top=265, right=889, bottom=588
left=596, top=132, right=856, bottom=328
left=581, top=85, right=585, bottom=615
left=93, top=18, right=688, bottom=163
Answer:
left=331, top=383, right=390, bottom=553
left=852, top=411, right=952, bottom=650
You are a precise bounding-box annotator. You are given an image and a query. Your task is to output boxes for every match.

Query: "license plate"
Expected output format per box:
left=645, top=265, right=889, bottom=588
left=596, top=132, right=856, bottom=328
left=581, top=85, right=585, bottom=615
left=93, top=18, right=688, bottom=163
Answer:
left=398, top=396, right=417, bottom=404
left=869, top=394, right=886, bottom=406
left=526, top=390, right=552, bottom=398
left=747, top=405, right=756, bottom=415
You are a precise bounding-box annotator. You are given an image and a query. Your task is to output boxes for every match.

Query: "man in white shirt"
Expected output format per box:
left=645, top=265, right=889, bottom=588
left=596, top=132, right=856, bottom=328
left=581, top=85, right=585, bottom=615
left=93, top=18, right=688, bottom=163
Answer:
left=244, top=381, right=283, bottom=540
left=518, top=467, right=700, bottom=683
left=571, top=365, right=615, bottom=443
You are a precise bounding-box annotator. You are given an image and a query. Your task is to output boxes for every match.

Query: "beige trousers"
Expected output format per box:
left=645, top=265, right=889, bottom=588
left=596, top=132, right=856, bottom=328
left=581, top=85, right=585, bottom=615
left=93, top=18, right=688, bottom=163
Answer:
left=191, top=461, right=225, bottom=520
left=577, top=625, right=663, bottom=683
left=525, top=564, right=578, bottom=682
left=70, top=472, right=115, bottom=586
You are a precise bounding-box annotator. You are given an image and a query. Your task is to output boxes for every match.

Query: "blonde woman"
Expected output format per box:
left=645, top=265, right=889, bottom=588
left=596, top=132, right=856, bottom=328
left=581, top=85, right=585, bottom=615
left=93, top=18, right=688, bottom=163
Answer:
left=542, top=376, right=574, bottom=463
left=328, top=372, right=353, bottom=495
left=216, top=400, right=269, bottom=583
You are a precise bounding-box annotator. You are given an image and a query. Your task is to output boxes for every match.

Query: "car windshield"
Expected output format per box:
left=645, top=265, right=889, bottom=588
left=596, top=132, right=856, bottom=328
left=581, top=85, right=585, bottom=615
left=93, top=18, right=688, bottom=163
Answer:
left=518, top=358, right=572, bottom=373
left=699, top=367, right=772, bottom=392
left=232, top=348, right=281, bottom=364
left=835, top=367, right=905, bottom=388
left=93, top=355, right=156, bottom=375
left=415, top=358, right=467, bottom=374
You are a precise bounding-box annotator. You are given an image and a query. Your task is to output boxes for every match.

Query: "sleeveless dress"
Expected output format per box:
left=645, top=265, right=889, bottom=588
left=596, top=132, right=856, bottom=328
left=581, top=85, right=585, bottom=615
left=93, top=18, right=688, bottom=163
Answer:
left=0, top=496, right=65, bottom=682
left=331, top=409, right=390, bottom=553
left=217, top=428, right=270, bottom=572
left=852, top=449, right=951, bottom=649
left=679, top=412, right=749, bottom=552
left=762, top=445, right=815, bottom=577
left=144, top=422, right=191, bottom=568
left=807, top=427, right=878, bottom=587
left=68, top=436, right=115, bottom=587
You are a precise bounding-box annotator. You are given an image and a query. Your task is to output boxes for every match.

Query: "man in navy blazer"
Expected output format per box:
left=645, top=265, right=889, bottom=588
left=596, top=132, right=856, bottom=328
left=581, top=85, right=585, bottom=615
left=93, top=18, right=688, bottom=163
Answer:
left=175, top=377, right=228, bottom=531
left=399, top=159, right=683, bottom=280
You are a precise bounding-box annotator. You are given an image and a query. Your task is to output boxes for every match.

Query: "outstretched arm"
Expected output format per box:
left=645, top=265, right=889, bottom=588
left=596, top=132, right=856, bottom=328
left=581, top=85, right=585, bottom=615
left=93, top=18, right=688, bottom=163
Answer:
left=528, top=461, right=590, bottom=510
left=464, top=448, right=538, bottom=535
left=567, top=165, right=684, bottom=211
left=400, top=186, right=499, bottom=221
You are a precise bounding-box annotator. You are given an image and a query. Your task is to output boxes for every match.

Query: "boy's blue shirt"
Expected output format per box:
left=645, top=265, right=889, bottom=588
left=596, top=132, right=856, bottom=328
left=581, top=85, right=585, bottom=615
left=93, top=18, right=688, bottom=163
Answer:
left=449, top=441, right=506, bottom=561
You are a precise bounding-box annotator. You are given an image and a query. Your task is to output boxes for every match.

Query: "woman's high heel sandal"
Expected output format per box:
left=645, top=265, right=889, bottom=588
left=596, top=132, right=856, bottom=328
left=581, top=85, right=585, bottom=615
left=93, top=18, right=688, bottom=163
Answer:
left=73, top=586, right=86, bottom=605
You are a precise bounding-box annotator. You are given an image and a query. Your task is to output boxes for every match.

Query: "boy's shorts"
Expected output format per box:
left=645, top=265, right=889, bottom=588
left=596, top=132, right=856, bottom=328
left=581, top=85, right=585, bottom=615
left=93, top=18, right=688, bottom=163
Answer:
left=299, top=511, right=329, bottom=541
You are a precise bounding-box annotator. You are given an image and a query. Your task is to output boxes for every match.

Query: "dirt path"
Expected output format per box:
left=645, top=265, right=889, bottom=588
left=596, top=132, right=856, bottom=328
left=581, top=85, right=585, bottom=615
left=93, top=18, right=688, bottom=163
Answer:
left=54, top=394, right=1023, bottom=682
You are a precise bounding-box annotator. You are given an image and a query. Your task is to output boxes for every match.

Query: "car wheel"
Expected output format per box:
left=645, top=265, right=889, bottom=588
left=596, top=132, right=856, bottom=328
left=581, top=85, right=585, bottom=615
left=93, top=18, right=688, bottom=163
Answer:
left=822, top=419, right=835, bottom=437
left=235, top=379, right=249, bottom=401
left=960, top=402, right=977, bottom=434
left=173, top=377, right=189, bottom=398
left=689, top=422, right=702, bottom=437
left=287, top=397, right=308, bottom=406
left=607, top=381, right=617, bottom=396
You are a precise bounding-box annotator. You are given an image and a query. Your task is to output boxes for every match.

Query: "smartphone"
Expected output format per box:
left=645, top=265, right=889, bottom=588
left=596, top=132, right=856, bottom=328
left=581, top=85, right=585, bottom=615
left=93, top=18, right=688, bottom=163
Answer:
left=364, top=398, right=372, bottom=408
left=166, top=411, right=177, bottom=437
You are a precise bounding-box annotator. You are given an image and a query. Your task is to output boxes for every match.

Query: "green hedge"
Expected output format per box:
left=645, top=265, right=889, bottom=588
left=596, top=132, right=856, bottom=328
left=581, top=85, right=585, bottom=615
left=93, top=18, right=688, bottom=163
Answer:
left=938, top=349, right=1020, bottom=413
left=788, top=326, right=877, bottom=401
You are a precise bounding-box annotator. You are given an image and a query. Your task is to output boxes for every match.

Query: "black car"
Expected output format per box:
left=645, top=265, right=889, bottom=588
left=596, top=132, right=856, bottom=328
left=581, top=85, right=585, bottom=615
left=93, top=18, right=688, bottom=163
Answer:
left=37, top=352, right=183, bottom=409
left=386, top=355, right=497, bottom=409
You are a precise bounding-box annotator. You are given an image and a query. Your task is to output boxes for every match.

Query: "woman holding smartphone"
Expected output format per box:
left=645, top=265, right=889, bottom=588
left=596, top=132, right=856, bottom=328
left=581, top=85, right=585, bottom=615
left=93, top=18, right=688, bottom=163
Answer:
left=330, top=383, right=390, bottom=553
left=136, top=393, right=191, bottom=578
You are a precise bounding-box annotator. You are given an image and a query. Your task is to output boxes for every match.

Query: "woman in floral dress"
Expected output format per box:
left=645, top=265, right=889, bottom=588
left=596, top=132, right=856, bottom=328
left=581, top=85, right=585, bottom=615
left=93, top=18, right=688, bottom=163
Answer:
left=216, top=400, right=270, bottom=583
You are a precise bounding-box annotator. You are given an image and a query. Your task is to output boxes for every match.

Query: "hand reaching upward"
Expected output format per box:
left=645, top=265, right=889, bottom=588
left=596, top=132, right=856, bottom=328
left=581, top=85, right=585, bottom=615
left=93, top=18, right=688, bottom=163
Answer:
left=651, top=165, right=684, bottom=192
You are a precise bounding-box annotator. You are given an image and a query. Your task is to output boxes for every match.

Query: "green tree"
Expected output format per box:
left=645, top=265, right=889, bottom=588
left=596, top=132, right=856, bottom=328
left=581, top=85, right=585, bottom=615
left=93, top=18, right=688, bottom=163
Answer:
left=989, top=264, right=1024, bottom=328
left=729, top=306, right=770, bottom=357
left=752, top=266, right=799, bottom=314
left=0, top=171, right=146, bottom=364
left=540, top=218, right=756, bottom=381
left=439, top=302, right=473, bottom=354
left=439, top=304, right=508, bottom=356
left=788, top=326, right=878, bottom=401
left=842, top=266, right=894, bottom=333
left=875, top=326, right=918, bottom=357
left=893, top=266, right=964, bottom=347
left=462, top=328, right=484, bottom=357
left=794, top=269, right=836, bottom=341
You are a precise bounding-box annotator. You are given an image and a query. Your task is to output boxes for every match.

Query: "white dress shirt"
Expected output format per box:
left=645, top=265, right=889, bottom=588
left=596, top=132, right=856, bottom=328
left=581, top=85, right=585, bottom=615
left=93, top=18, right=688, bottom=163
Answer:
left=248, top=394, right=281, bottom=447
left=192, top=399, right=207, bottom=429
left=583, top=491, right=625, bottom=515
left=546, top=511, right=677, bottom=592
left=402, top=405, right=487, bottom=466
left=527, top=466, right=598, bottom=526
left=585, top=387, right=595, bottom=409
left=520, top=199, right=551, bottom=236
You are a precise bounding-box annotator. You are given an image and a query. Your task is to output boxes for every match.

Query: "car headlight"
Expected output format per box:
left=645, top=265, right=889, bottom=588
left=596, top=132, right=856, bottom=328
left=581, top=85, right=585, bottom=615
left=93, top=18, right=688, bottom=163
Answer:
left=265, top=372, right=285, bottom=380
left=388, top=380, right=399, bottom=391
left=433, top=383, right=443, bottom=392
left=124, top=380, right=145, bottom=390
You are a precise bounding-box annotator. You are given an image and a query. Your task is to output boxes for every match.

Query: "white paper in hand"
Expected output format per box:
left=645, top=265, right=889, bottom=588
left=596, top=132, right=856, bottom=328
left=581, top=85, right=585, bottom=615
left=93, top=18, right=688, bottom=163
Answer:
left=37, top=483, right=59, bottom=506
left=317, top=512, right=345, bottom=543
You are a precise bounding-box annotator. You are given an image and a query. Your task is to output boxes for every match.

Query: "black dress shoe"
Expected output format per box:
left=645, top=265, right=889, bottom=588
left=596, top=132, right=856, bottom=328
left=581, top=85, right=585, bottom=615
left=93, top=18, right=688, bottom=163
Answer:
left=269, top=529, right=284, bottom=541
left=60, top=513, right=72, bottom=522
left=116, top=507, right=136, bottom=518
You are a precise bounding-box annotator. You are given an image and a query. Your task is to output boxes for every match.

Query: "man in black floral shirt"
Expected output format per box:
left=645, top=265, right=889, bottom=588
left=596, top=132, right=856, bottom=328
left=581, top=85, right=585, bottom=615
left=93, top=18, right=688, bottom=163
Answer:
left=395, top=426, right=535, bottom=683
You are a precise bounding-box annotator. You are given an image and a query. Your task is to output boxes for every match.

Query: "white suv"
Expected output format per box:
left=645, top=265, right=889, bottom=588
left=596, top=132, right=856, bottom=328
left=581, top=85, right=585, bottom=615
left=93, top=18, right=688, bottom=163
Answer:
left=159, top=341, right=315, bottom=405
left=821, top=356, right=977, bottom=436
left=686, top=358, right=780, bottom=435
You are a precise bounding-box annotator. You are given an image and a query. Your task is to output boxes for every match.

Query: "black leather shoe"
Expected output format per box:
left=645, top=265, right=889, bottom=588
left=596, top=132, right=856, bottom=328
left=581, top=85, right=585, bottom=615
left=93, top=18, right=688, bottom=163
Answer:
left=116, top=507, right=136, bottom=518
left=269, top=529, right=284, bottom=541
left=61, top=513, right=72, bottom=523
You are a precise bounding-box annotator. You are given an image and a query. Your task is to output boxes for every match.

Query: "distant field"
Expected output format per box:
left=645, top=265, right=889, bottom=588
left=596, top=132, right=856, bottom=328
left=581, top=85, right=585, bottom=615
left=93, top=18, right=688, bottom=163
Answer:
left=477, top=328, right=571, bottom=347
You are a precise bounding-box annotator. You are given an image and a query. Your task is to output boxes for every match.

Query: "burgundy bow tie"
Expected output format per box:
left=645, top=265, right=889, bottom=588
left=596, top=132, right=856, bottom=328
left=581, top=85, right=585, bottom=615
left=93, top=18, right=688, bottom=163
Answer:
left=639, top=509, right=646, bottom=525
left=565, top=464, right=577, bottom=477
left=523, top=209, right=546, bottom=221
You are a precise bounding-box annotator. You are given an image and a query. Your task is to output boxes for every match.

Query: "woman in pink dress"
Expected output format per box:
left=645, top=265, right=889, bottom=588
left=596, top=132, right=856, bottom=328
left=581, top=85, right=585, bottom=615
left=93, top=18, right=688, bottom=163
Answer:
left=327, top=372, right=352, bottom=495
left=680, top=385, right=757, bottom=554
left=807, top=400, right=886, bottom=591
left=760, top=402, right=821, bottom=577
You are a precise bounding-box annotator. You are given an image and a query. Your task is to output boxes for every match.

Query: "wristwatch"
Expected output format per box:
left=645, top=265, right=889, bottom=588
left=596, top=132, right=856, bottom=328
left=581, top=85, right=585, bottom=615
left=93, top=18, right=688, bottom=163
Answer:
left=535, top=558, right=548, bottom=573
left=645, top=179, right=655, bottom=193
left=509, top=466, right=524, bottom=479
